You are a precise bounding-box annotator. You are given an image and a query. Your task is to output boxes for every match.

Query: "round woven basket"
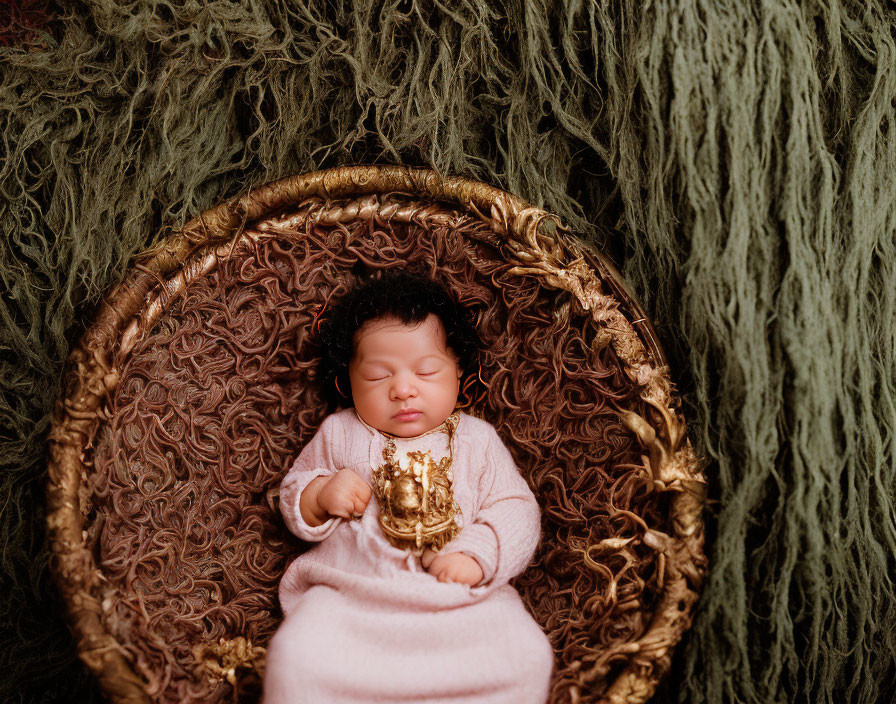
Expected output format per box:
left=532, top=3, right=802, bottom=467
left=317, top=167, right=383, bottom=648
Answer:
left=47, top=165, right=706, bottom=704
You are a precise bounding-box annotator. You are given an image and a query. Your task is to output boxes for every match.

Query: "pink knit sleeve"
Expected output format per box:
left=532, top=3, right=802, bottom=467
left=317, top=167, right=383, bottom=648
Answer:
left=279, top=413, right=345, bottom=542
left=441, top=426, right=541, bottom=587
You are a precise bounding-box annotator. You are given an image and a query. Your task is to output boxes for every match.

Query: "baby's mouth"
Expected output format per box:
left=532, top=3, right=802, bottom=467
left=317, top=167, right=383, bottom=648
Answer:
left=393, top=408, right=422, bottom=421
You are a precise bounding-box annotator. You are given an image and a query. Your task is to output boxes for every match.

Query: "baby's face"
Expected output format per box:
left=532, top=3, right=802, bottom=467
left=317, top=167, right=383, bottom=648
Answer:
left=348, top=314, right=462, bottom=437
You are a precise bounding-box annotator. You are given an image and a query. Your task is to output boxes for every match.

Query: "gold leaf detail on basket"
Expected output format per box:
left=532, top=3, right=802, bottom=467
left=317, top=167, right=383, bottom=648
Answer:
left=192, top=637, right=266, bottom=686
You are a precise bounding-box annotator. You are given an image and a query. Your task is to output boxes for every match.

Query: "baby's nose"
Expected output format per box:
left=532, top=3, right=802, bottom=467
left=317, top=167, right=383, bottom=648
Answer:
left=390, top=374, right=417, bottom=399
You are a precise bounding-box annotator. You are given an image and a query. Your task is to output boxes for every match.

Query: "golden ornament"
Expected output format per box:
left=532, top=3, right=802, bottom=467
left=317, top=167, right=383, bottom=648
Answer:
left=372, top=415, right=462, bottom=553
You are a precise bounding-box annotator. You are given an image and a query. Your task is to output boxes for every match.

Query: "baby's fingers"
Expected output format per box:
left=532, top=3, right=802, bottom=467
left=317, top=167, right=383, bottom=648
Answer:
left=435, top=564, right=458, bottom=583
left=329, top=498, right=357, bottom=519
left=420, top=549, right=438, bottom=570
left=351, top=477, right=373, bottom=503
left=351, top=492, right=368, bottom=516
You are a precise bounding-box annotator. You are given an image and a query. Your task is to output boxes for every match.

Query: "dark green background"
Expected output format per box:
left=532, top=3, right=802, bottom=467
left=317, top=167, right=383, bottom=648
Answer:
left=1, top=1, right=894, bottom=702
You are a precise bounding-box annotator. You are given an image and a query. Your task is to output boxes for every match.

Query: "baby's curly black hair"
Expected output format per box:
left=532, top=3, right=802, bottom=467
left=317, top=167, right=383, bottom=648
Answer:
left=316, top=272, right=481, bottom=409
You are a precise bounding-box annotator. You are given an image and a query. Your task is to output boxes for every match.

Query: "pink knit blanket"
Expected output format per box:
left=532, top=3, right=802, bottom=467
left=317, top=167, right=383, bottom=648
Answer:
left=262, top=410, right=553, bottom=703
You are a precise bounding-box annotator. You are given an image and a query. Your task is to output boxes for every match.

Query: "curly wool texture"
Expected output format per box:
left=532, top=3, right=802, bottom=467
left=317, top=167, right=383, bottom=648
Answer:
left=86, top=214, right=661, bottom=703
left=1, top=2, right=894, bottom=704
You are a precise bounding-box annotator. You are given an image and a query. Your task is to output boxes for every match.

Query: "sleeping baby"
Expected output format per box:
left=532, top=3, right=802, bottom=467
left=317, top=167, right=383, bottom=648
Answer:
left=262, top=271, right=553, bottom=704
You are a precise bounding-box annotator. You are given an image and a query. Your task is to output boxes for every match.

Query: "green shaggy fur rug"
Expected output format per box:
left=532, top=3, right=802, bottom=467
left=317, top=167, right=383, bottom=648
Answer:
left=1, top=1, right=894, bottom=702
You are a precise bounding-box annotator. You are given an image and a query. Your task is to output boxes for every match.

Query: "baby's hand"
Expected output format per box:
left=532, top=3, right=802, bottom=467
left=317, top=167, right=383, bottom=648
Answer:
left=302, top=470, right=371, bottom=525
left=318, top=469, right=372, bottom=519
left=421, top=549, right=484, bottom=586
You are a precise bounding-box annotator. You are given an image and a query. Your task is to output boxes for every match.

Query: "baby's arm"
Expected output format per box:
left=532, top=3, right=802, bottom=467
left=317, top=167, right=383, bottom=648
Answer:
left=280, top=414, right=370, bottom=541
left=437, top=426, right=541, bottom=587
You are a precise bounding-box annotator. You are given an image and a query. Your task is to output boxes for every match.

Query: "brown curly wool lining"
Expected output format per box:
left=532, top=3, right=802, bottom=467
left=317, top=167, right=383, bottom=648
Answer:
left=47, top=166, right=706, bottom=704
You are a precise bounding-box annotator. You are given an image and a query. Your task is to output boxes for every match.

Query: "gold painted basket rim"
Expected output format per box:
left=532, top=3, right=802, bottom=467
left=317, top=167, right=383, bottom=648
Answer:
left=47, top=165, right=706, bottom=704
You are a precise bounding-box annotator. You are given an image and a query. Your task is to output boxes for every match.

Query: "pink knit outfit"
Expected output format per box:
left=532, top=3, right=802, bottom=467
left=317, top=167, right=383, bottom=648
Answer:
left=262, top=409, right=553, bottom=704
